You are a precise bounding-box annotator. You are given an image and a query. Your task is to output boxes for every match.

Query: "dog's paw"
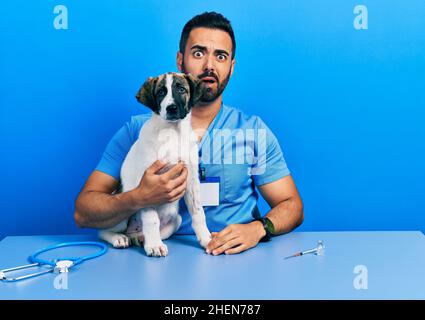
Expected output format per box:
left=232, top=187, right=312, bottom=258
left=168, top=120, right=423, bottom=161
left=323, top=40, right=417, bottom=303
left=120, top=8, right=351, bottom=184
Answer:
left=130, top=234, right=144, bottom=247
left=198, top=233, right=212, bottom=249
left=144, top=241, right=168, bottom=257
left=111, top=234, right=131, bottom=248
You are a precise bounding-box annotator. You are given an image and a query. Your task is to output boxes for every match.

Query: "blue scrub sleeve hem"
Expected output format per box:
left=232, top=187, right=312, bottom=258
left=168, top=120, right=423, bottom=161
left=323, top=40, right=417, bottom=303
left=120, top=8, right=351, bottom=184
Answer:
left=253, top=168, right=291, bottom=186
left=95, top=164, right=120, bottom=181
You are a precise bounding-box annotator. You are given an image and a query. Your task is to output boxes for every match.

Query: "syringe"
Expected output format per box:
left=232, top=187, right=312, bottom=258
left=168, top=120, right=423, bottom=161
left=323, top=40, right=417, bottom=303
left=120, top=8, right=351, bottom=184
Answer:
left=284, top=240, right=325, bottom=259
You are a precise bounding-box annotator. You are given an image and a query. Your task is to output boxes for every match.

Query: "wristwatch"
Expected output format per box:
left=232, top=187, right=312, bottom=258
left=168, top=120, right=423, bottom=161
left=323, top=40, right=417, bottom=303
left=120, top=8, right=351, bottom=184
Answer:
left=256, top=217, right=275, bottom=242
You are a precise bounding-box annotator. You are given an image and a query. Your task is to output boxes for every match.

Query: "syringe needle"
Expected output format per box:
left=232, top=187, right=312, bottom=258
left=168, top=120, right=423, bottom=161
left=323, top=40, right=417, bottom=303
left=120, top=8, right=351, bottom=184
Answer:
left=284, top=252, right=302, bottom=259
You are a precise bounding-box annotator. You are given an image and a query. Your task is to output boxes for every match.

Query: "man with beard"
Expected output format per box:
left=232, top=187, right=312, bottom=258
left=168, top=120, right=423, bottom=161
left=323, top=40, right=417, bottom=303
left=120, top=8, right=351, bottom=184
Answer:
left=74, top=12, right=304, bottom=255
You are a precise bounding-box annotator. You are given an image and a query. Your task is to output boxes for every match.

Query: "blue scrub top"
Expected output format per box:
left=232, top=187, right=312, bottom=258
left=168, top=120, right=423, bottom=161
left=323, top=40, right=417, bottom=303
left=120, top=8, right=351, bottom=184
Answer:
left=96, top=104, right=290, bottom=234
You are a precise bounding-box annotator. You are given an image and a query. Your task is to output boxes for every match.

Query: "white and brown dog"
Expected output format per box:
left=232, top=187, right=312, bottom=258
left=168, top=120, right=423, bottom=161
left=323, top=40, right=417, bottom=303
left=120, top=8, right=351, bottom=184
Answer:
left=99, top=72, right=212, bottom=256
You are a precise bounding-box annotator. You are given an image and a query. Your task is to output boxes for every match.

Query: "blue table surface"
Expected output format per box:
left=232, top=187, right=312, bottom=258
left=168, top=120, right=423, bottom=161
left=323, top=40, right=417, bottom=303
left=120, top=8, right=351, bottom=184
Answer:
left=1, top=231, right=424, bottom=300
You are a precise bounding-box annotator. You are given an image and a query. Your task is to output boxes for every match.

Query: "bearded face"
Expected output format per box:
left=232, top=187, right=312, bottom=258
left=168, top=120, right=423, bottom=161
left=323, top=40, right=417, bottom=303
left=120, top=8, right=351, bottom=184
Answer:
left=178, top=27, right=235, bottom=106
left=182, top=62, right=231, bottom=104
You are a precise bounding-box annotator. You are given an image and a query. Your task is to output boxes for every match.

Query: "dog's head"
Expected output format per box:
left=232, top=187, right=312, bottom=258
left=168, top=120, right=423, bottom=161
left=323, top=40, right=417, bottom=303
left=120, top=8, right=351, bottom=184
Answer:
left=136, top=72, right=203, bottom=122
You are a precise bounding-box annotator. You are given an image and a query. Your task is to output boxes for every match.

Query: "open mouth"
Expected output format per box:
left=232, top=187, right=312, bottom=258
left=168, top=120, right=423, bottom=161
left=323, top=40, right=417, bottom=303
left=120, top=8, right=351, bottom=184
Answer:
left=201, top=77, right=217, bottom=84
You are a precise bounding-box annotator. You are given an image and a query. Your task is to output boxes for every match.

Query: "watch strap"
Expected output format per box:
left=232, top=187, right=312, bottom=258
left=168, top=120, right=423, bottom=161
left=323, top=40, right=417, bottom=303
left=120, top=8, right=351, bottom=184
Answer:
left=256, top=218, right=273, bottom=242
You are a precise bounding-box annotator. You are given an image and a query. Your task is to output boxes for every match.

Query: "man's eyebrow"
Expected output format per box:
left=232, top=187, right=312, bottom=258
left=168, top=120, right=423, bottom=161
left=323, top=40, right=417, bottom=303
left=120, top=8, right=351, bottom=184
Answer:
left=214, top=49, right=229, bottom=56
left=190, top=45, right=207, bottom=51
left=190, top=45, right=230, bottom=56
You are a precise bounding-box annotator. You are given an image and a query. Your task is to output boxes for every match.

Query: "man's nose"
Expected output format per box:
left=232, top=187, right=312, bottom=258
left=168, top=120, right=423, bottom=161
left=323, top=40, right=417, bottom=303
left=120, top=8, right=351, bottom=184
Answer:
left=203, top=53, right=215, bottom=72
left=167, top=104, right=178, bottom=113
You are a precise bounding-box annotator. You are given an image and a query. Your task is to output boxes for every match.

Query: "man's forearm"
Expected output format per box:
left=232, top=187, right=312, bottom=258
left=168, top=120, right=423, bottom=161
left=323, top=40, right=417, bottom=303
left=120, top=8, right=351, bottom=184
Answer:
left=265, top=197, right=304, bottom=235
left=74, top=190, right=140, bottom=229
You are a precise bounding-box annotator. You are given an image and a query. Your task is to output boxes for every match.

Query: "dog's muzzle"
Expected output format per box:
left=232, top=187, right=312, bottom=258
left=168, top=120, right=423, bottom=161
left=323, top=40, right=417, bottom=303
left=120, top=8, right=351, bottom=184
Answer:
left=167, top=104, right=178, bottom=114
left=166, top=104, right=187, bottom=121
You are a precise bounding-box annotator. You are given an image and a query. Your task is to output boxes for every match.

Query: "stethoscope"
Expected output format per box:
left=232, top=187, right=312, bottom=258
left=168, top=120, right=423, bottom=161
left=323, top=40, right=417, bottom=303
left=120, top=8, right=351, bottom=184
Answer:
left=0, top=241, right=108, bottom=282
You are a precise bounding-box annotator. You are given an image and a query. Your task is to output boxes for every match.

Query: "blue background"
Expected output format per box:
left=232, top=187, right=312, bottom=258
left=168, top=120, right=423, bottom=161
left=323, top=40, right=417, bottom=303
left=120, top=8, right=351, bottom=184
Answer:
left=1, top=0, right=424, bottom=240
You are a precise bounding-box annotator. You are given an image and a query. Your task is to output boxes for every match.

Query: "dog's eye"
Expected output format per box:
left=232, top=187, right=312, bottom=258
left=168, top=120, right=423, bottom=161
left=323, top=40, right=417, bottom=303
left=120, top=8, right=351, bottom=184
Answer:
left=177, top=87, right=186, bottom=94
left=157, top=88, right=166, bottom=96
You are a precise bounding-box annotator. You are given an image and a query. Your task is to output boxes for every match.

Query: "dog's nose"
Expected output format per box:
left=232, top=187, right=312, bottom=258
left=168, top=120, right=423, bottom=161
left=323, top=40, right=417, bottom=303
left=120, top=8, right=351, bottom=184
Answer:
left=167, top=105, right=178, bottom=113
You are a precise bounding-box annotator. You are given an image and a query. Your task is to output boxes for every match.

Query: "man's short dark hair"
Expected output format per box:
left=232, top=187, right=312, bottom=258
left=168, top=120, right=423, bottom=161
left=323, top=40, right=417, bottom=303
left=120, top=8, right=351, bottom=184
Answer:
left=179, top=11, right=236, bottom=59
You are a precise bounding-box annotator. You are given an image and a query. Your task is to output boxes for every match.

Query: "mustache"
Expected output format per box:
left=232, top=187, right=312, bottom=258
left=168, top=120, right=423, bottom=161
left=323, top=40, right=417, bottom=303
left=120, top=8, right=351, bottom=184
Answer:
left=198, top=70, right=219, bottom=82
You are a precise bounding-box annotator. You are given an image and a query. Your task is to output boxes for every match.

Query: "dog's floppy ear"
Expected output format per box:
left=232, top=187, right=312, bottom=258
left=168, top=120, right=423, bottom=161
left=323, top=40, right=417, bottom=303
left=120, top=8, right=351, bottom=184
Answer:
left=136, top=76, right=158, bottom=111
left=184, top=73, right=203, bottom=107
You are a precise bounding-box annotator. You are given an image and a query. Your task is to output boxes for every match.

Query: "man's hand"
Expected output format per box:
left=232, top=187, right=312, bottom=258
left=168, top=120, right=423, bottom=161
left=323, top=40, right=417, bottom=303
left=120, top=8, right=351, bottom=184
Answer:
left=129, top=160, right=188, bottom=208
left=206, top=221, right=266, bottom=255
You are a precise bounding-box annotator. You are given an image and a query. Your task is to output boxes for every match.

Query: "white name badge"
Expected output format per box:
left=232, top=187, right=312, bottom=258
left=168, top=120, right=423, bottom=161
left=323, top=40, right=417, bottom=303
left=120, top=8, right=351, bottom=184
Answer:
left=200, top=177, right=220, bottom=206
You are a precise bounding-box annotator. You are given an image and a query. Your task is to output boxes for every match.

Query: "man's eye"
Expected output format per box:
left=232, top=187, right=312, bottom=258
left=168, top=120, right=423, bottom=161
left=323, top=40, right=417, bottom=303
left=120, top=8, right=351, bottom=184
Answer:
left=217, top=54, right=227, bottom=61
left=177, top=87, right=186, bottom=94
left=193, top=51, right=203, bottom=58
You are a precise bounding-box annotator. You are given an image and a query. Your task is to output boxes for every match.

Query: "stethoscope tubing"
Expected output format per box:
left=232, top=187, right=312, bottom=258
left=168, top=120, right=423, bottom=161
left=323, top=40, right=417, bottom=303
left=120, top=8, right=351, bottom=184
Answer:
left=29, top=241, right=108, bottom=267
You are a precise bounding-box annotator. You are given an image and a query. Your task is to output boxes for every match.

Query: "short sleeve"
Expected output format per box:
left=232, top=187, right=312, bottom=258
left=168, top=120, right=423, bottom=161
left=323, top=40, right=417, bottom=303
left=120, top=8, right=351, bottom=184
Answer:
left=251, top=117, right=291, bottom=186
left=95, top=117, right=139, bottom=180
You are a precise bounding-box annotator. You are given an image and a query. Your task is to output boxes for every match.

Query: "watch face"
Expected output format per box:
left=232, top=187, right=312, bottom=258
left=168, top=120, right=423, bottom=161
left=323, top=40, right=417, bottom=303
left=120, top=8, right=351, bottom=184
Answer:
left=264, top=218, right=275, bottom=234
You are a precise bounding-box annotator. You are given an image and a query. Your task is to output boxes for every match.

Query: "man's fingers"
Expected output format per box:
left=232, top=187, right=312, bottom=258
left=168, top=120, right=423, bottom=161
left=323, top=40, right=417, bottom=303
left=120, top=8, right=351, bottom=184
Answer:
left=147, top=160, right=166, bottom=174
left=169, top=189, right=186, bottom=202
left=168, top=180, right=187, bottom=198
left=206, top=230, right=237, bottom=253
left=162, top=162, right=185, bottom=180
left=211, top=238, right=241, bottom=256
left=224, top=244, right=247, bottom=255
left=168, top=166, right=188, bottom=189
left=213, top=226, right=233, bottom=239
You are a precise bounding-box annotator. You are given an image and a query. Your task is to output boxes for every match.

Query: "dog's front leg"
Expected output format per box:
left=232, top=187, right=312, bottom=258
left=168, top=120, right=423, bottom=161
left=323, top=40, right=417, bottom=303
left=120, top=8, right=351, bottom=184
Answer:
left=184, top=166, right=212, bottom=249
left=139, top=208, right=168, bottom=257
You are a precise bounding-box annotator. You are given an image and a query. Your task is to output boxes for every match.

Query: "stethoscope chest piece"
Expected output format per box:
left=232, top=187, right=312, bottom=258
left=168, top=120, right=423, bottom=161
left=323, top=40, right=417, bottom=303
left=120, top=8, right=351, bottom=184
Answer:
left=54, top=260, right=74, bottom=274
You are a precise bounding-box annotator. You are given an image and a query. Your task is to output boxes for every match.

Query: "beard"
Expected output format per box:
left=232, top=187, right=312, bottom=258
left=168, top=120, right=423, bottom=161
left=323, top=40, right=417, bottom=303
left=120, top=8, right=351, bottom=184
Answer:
left=181, top=60, right=231, bottom=104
